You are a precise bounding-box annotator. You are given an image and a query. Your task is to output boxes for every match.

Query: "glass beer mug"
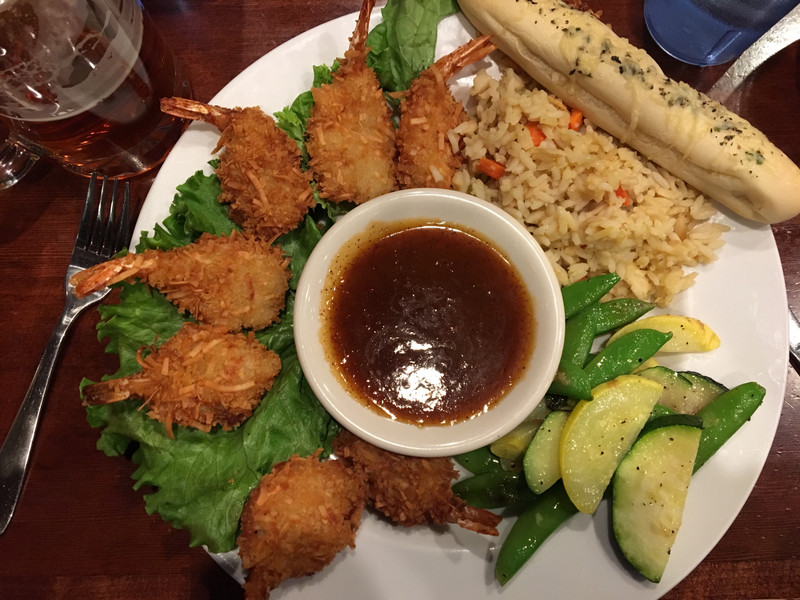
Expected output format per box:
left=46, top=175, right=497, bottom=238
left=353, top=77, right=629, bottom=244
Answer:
left=0, top=0, right=191, bottom=188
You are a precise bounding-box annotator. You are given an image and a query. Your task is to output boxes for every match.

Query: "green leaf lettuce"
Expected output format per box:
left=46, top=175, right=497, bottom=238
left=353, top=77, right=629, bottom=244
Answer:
left=85, top=169, right=336, bottom=552
left=83, top=0, right=460, bottom=555
left=367, top=0, right=460, bottom=92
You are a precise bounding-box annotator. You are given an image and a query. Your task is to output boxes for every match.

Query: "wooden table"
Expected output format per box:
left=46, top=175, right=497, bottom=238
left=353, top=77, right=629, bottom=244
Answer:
left=1, top=1, right=798, bottom=598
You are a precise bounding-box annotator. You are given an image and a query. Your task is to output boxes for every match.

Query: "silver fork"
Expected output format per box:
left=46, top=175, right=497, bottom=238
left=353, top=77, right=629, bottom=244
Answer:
left=0, top=174, right=130, bottom=535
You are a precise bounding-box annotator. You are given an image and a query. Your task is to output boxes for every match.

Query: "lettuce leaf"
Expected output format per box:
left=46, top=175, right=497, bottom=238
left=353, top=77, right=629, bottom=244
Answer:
left=85, top=0, right=461, bottom=554
left=86, top=168, right=337, bottom=552
left=367, top=0, right=460, bottom=92
left=89, top=350, right=336, bottom=553
left=137, top=165, right=236, bottom=252
left=95, top=282, right=185, bottom=379
left=275, top=64, right=336, bottom=163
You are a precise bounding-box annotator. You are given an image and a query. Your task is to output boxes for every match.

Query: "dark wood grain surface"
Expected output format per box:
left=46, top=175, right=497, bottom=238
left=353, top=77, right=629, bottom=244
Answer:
left=1, top=1, right=798, bottom=598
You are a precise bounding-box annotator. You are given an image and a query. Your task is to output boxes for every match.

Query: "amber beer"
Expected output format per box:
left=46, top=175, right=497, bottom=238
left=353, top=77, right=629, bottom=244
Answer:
left=0, top=0, right=190, bottom=179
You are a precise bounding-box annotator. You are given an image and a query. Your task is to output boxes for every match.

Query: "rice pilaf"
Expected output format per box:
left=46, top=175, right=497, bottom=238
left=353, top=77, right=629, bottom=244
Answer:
left=452, top=68, right=729, bottom=306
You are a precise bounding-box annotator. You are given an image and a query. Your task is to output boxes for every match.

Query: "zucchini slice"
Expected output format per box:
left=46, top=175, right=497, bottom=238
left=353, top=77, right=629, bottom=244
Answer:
left=680, top=371, right=729, bottom=413
left=523, top=410, right=569, bottom=494
left=612, top=420, right=702, bottom=583
left=637, top=366, right=694, bottom=413
left=638, top=366, right=728, bottom=415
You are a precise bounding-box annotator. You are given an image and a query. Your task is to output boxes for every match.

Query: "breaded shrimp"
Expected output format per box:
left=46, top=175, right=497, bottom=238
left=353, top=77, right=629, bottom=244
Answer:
left=305, top=0, right=397, bottom=204
left=160, top=98, right=313, bottom=238
left=237, top=452, right=368, bottom=599
left=82, top=323, right=281, bottom=437
left=396, top=35, right=496, bottom=189
left=332, top=429, right=502, bottom=536
left=70, top=231, right=290, bottom=332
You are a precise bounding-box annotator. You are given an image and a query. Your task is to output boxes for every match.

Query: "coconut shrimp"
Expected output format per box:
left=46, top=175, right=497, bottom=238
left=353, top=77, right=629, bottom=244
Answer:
left=160, top=98, right=313, bottom=239
left=332, top=429, right=502, bottom=535
left=305, top=0, right=397, bottom=204
left=70, top=231, right=290, bottom=332
left=82, top=323, right=281, bottom=437
left=396, top=35, right=496, bottom=189
left=237, top=452, right=368, bottom=599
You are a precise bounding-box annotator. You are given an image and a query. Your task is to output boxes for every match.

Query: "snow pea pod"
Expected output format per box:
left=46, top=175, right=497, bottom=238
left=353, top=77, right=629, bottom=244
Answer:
left=495, top=403, right=674, bottom=585
left=561, top=309, right=596, bottom=367
left=453, top=445, right=503, bottom=475
left=694, top=381, right=765, bottom=472
left=588, top=298, right=655, bottom=335
left=493, top=386, right=764, bottom=586
left=452, top=470, right=537, bottom=509
left=548, top=310, right=596, bottom=399
left=547, top=359, right=593, bottom=400
left=649, top=402, right=675, bottom=421
left=561, top=273, right=620, bottom=319
left=584, top=329, right=672, bottom=388
left=495, top=481, right=578, bottom=586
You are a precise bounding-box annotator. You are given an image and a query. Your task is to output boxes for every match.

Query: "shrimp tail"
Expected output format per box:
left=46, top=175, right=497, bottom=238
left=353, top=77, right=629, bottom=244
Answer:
left=83, top=377, right=174, bottom=437
left=433, top=35, right=496, bottom=81
left=347, top=0, right=376, bottom=56
left=69, top=252, right=153, bottom=298
left=82, top=378, right=136, bottom=406
left=451, top=501, right=502, bottom=536
left=160, top=97, right=234, bottom=131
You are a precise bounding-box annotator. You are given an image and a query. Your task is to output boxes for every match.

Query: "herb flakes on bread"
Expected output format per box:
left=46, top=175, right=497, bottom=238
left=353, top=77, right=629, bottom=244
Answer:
left=457, top=0, right=800, bottom=224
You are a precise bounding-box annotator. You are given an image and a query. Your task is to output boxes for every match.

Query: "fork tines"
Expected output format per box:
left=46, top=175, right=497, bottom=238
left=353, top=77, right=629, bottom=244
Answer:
left=76, top=173, right=131, bottom=259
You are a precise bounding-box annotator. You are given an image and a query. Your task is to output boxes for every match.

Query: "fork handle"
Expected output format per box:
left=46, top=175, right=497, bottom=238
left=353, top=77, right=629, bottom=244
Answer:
left=0, top=305, right=77, bottom=535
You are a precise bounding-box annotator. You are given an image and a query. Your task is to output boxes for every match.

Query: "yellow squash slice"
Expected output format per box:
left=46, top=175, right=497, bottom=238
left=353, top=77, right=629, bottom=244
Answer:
left=607, top=314, right=720, bottom=353
left=559, top=375, right=663, bottom=514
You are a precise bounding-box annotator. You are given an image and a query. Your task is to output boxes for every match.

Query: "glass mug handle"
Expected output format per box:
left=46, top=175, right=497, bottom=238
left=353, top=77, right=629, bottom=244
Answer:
left=0, top=135, right=40, bottom=190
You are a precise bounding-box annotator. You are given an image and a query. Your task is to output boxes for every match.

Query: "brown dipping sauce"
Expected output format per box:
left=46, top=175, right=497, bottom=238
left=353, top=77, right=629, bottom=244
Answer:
left=320, top=220, right=535, bottom=426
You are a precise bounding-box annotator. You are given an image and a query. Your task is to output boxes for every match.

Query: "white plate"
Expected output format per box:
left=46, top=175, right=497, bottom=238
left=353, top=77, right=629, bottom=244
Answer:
left=135, top=10, right=789, bottom=600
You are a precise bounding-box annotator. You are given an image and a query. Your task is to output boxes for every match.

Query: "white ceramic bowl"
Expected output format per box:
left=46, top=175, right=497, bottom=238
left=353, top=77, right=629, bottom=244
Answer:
left=294, top=188, right=564, bottom=457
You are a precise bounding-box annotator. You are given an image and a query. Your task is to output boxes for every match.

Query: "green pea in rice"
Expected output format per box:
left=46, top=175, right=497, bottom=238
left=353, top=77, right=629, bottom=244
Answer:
left=451, top=68, right=728, bottom=307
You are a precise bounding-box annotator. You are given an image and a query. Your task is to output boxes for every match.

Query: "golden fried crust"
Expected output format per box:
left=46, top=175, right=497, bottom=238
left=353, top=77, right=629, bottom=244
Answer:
left=307, top=63, right=397, bottom=204
left=141, top=232, right=290, bottom=332
left=237, top=453, right=368, bottom=599
left=332, top=430, right=501, bottom=535
left=215, top=106, right=313, bottom=239
left=82, top=322, right=281, bottom=436
left=396, top=66, right=467, bottom=189
left=159, top=99, right=313, bottom=237
left=305, top=0, right=396, bottom=206
left=396, top=35, right=495, bottom=190
left=71, top=232, right=290, bottom=331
